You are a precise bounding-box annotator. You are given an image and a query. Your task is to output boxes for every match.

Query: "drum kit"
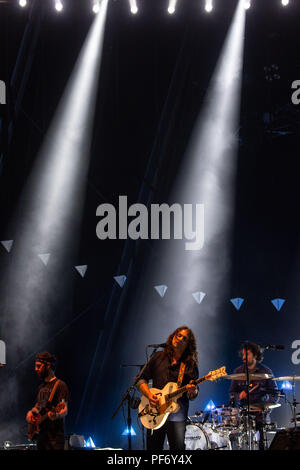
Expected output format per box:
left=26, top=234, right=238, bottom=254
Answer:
left=185, top=373, right=300, bottom=450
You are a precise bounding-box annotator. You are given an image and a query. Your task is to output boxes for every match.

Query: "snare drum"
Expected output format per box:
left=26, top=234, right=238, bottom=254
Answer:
left=213, top=406, right=241, bottom=429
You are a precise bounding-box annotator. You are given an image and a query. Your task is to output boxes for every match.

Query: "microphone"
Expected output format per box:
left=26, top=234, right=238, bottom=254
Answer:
left=241, top=341, right=285, bottom=351
left=147, top=343, right=167, bottom=348
left=262, top=344, right=285, bottom=351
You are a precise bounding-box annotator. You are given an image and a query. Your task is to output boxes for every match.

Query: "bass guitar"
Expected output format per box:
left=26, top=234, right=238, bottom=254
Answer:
left=138, top=366, right=227, bottom=430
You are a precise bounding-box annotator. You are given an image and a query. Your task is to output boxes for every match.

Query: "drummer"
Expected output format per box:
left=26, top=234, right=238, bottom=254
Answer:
left=229, top=342, right=279, bottom=450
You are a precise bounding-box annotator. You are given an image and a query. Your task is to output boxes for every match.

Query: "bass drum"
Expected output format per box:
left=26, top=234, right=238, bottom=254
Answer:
left=203, top=423, right=232, bottom=450
left=184, top=424, right=211, bottom=450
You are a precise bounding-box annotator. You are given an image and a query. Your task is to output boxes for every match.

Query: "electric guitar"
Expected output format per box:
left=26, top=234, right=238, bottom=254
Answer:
left=138, top=366, right=227, bottom=430
left=28, top=401, right=66, bottom=440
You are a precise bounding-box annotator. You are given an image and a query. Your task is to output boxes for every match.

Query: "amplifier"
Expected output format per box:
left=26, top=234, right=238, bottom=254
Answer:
left=269, top=427, right=300, bottom=450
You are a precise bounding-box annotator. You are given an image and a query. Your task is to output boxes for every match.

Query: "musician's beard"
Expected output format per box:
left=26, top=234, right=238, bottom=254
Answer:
left=38, top=367, right=49, bottom=380
left=243, top=359, right=255, bottom=369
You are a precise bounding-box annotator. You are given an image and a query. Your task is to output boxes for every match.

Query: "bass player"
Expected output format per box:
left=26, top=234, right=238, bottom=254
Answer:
left=26, top=351, right=69, bottom=450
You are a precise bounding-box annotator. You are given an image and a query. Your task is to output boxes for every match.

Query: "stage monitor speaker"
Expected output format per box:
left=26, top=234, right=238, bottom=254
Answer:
left=269, top=428, right=300, bottom=450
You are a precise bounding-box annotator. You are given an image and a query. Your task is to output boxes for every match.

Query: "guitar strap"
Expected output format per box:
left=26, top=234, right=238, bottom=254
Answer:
left=47, top=378, right=61, bottom=406
left=177, top=362, right=186, bottom=388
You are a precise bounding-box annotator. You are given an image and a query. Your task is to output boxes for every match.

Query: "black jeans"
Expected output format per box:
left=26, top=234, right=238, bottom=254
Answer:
left=147, top=421, right=186, bottom=451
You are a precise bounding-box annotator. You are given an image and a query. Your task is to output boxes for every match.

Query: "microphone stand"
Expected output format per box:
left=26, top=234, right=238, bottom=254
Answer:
left=291, top=377, right=300, bottom=430
left=111, top=347, right=159, bottom=450
left=244, top=342, right=252, bottom=450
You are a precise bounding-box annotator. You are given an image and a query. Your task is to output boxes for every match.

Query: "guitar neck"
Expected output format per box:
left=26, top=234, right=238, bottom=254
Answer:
left=168, top=375, right=208, bottom=400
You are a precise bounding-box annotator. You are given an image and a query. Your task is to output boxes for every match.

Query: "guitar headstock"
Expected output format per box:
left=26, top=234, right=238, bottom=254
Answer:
left=207, top=366, right=227, bottom=381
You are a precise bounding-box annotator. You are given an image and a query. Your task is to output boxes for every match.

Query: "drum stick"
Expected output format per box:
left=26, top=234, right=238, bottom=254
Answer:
left=249, top=384, right=259, bottom=393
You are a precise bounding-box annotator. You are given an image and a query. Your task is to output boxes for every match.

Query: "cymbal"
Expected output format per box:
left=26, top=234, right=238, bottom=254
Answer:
left=245, top=403, right=281, bottom=412
left=273, top=376, right=300, bottom=381
left=188, top=413, right=203, bottom=418
left=225, top=373, right=272, bottom=381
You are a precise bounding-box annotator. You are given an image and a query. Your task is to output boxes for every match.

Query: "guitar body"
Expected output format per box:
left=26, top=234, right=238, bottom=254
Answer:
left=138, top=366, right=227, bottom=431
left=28, top=402, right=65, bottom=440
left=28, top=408, right=47, bottom=441
left=138, top=382, right=180, bottom=430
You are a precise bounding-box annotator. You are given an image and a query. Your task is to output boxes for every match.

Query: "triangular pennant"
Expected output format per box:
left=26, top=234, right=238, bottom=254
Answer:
left=271, top=298, right=285, bottom=311
left=1, top=240, right=14, bottom=253
left=38, top=253, right=51, bottom=266
left=122, top=426, right=136, bottom=436
left=154, top=285, right=168, bottom=298
left=75, top=265, right=88, bottom=278
left=230, top=297, right=244, bottom=310
left=114, top=275, right=127, bottom=288
left=192, top=291, right=206, bottom=304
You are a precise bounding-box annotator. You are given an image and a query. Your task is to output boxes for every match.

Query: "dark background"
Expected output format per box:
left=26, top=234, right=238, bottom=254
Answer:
left=0, top=0, right=300, bottom=450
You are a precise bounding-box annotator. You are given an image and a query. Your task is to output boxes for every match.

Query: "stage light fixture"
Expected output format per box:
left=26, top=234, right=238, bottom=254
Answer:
left=205, top=400, right=216, bottom=411
left=281, top=381, right=292, bottom=391
left=54, top=0, right=63, bottom=12
left=205, top=0, right=213, bottom=13
left=128, top=0, right=138, bottom=14
left=168, top=0, right=177, bottom=15
left=122, top=426, right=136, bottom=436
left=85, top=436, right=96, bottom=448
left=19, top=0, right=27, bottom=7
left=92, top=0, right=100, bottom=14
left=281, top=0, right=289, bottom=5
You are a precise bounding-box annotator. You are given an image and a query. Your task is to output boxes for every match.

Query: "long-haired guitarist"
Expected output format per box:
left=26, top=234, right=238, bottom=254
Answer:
left=137, top=326, right=199, bottom=451
left=26, top=351, right=69, bottom=450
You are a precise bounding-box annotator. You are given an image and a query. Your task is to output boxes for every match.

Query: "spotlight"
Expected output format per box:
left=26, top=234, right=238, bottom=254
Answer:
left=84, top=436, right=96, bottom=448
left=168, top=0, right=177, bottom=14
left=128, top=0, right=138, bottom=14
left=204, top=400, right=216, bottom=411
left=244, top=0, right=251, bottom=9
left=19, top=0, right=27, bottom=7
left=205, top=0, right=213, bottom=13
left=281, top=0, right=289, bottom=5
left=281, top=381, right=292, bottom=391
left=92, top=0, right=100, bottom=14
left=54, top=0, right=63, bottom=12
left=3, top=441, right=13, bottom=450
left=122, top=426, right=136, bottom=436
